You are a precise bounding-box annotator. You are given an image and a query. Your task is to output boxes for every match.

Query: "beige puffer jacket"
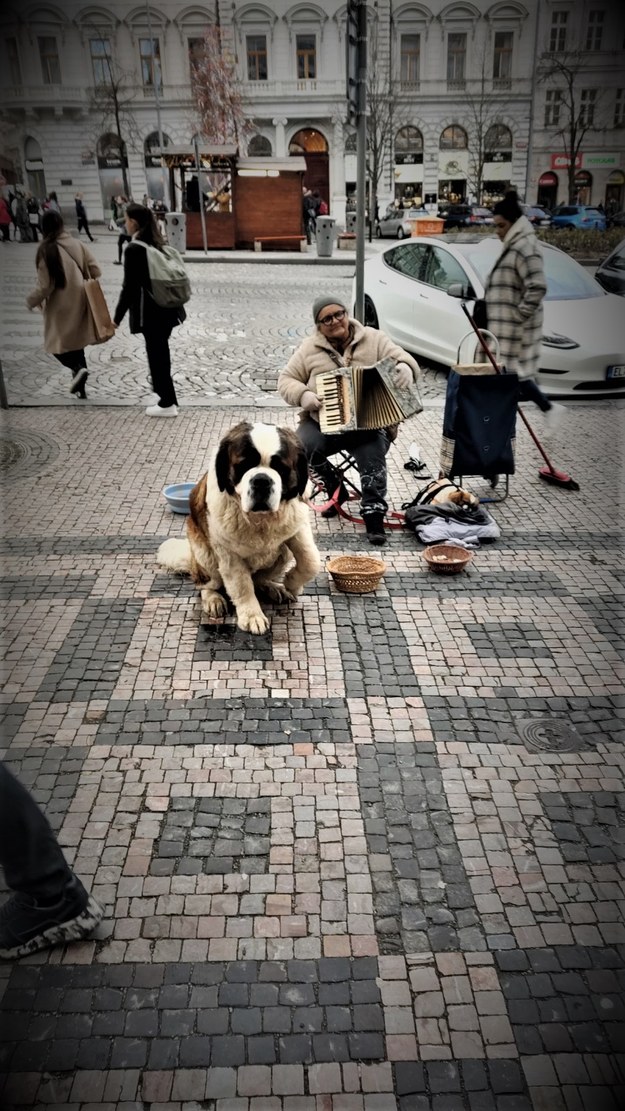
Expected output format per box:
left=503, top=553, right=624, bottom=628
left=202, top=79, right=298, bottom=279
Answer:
left=278, top=318, right=420, bottom=420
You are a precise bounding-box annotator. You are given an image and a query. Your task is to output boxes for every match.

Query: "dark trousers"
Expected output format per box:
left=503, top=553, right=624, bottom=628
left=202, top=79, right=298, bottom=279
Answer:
left=518, top=378, right=551, bottom=412
left=0, top=225, right=9, bottom=242
left=0, top=764, right=74, bottom=900
left=54, top=349, right=87, bottom=373
left=298, top=417, right=390, bottom=517
left=77, top=216, right=94, bottom=242
left=29, top=223, right=40, bottom=241
left=118, top=232, right=131, bottom=263
left=144, top=321, right=178, bottom=407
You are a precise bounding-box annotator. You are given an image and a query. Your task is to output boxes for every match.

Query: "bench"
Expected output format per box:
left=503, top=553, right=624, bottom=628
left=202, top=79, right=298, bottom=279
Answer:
left=254, top=236, right=308, bottom=253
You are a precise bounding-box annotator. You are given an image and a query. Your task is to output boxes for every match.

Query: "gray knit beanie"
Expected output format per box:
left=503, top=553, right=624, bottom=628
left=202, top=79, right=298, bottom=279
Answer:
left=312, top=296, right=348, bottom=322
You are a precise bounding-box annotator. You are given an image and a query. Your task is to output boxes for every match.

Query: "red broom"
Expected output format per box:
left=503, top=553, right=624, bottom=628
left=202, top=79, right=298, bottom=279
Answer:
left=461, top=303, right=580, bottom=491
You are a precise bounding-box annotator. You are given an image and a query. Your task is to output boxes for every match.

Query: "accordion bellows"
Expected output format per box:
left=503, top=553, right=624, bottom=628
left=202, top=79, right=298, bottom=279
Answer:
left=316, top=357, right=423, bottom=433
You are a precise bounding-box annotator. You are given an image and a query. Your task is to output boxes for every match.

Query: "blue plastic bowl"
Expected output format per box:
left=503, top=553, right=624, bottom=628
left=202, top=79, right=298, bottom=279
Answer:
left=163, top=482, right=196, bottom=514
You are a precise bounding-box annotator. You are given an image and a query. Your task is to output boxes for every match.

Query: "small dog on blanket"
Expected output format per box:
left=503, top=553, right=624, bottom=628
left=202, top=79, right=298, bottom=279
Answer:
left=413, top=477, right=479, bottom=509
left=157, top=422, right=321, bottom=634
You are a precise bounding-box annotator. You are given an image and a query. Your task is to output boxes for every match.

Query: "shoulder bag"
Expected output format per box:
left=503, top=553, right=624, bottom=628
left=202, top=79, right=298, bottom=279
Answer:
left=59, top=243, right=115, bottom=344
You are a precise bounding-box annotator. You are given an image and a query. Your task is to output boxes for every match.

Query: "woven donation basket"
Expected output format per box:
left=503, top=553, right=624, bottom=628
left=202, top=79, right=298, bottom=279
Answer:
left=423, top=544, right=473, bottom=575
left=327, top=555, right=387, bottom=594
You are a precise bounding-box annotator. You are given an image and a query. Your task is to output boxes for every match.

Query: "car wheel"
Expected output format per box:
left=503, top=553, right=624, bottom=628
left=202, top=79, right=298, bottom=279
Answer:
left=375, top=225, right=382, bottom=239
left=397, top=227, right=405, bottom=239
left=364, top=296, right=379, bottom=329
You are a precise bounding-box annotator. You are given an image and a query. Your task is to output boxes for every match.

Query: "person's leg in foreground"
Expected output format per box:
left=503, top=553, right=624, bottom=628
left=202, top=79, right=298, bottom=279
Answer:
left=0, top=764, right=103, bottom=958
left=54, top=349, right=89, bottom=398
left=143, top=321, right=179, bottom=415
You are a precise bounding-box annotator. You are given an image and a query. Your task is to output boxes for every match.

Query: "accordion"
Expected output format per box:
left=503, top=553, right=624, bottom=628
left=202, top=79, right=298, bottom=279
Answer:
left=317, top=357, right=423, bottom=434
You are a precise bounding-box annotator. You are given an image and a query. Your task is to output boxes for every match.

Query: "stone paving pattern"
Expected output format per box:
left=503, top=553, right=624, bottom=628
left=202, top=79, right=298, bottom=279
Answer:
left=0, top=244, right=624, bottom=1110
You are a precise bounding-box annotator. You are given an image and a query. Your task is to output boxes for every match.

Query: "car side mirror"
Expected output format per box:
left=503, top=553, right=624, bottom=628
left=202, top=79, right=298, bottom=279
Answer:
left=447, top=282, right=468, bottom=299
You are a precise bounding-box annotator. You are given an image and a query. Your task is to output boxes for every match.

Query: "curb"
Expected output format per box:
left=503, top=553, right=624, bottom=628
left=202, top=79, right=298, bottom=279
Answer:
left=182, top=253, right=358, bottom=265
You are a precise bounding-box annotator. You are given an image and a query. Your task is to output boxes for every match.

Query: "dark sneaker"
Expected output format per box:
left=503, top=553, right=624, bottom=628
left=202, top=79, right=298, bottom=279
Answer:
left=321, top=484, right=349, bottom=519
left=364, top=511, right=386, bottom=546
left=0, top=878, right=103, bottom=959
left=69, top=368, right=88, bottom=396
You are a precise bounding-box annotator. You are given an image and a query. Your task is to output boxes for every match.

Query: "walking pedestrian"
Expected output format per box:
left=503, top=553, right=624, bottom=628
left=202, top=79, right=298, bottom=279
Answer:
left=113, top=202, right=186, bottom=417
left=278, top=296, right=420, bottom=546
left=485, top=190, right=564, bottom=430
left=113, top=195, right=131, bottom=265
left=44, top=191, right=61, bottom=215
left=26, top=210, right=102, bottom=399
left=0, top=195, right=11, bottom=242
left=0, top=763, right=103, bottom=958
left=26, top=194, right=42, bottom=241
left=13, top=191, right=30, bottom=242
left=74, top=192, right=95, bottom=241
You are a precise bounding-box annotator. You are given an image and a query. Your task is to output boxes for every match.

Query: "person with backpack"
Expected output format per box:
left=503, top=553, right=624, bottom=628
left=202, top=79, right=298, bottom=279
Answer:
left=113, top=202, right=189, bottom=417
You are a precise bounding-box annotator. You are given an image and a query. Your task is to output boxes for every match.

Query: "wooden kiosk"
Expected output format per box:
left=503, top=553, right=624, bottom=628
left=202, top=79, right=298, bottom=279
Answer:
left=157, top=145, right=307, bottom=251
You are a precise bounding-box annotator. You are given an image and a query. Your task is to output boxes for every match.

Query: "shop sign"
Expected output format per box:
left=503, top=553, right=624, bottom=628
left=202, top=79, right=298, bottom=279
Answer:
left=81, top=149, right=95, bottom=165
left=550, top=152, right=582, bottom=170
left=539, top=171, right=558, bottom=186
left=25, top=159, right=44, bottom=171
left=395, top=153, right=423, bottom=165
left=583, top=152, right=620, bottom=168
left=145, top=154, right=163, bottom=167
left=515, top=141, right=528, bottom=150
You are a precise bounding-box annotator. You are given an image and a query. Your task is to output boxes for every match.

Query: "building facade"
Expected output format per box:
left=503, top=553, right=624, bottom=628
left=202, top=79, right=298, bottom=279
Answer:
left=1, top=1, right=623, bottom=224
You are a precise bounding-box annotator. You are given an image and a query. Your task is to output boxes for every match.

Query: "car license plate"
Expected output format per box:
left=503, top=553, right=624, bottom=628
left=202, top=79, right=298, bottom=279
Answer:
left=607, top=365, right=625, bottom=379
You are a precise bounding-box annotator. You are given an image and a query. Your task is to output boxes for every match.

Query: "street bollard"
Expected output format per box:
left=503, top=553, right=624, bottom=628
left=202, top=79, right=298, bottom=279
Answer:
left=315, top=216, right=336, bottom=258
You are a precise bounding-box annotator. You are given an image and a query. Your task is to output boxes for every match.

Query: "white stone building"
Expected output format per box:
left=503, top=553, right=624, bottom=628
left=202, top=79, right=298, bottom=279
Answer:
left=1, top=1, right=623, bottom=225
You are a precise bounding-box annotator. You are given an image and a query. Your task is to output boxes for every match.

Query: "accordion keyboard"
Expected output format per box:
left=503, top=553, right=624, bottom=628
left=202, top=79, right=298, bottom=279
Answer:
left=317, top=372, right=353, bottom=433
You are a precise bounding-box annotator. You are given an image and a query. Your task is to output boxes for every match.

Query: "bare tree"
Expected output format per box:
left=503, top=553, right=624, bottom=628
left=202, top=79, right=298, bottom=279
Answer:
left=464, top=56, right=508, bottom=204
left=539, top=50, right=604, bottom=203
left=87, top=32, right=142, bottom=198
left=191, top=26, right=251, bottom=148
left=365, top=16, right=410, bottom=238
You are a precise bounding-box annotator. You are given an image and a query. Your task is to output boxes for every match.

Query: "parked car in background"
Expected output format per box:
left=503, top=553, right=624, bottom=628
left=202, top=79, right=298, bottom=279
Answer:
left=521, top=204, right=552, bottom=228
left=595, top=239, right=625, bottom=296
left=551, top=205, right=607, bottom=230
left=355, top=235, right=625, bottom=397
left=375, top=206, right=426, bottom=239
left=441, top=204, right=494, bottom=230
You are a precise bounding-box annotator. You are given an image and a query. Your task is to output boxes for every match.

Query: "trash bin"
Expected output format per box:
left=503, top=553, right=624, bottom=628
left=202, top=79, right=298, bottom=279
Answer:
left=346, top=210, right=357, bottom=234
left=316, top=216, right=336, bottom=258
left=165, top=212, right=186, bottom=253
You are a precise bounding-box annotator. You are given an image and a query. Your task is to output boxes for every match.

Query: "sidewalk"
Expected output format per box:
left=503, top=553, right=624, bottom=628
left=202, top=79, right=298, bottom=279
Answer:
left=0, top=400, right=623, bottom=1111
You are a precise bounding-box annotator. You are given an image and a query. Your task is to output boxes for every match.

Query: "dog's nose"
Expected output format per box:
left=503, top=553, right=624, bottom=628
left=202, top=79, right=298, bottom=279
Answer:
left=249, top=473, right=274, bottom=510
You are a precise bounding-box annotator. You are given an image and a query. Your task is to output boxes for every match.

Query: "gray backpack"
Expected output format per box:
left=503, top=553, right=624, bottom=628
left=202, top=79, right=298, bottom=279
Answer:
left=135, top=241, right=191, bottom=308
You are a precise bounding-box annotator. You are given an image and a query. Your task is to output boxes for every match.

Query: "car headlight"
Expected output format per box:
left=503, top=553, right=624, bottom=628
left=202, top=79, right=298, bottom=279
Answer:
left=542, top=333, right=579, bottom=349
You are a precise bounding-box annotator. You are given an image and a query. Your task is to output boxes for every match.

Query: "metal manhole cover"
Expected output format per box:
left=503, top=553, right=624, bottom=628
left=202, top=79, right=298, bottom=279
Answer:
left=0, top=432, right=60, bottom=480
left=515, top=717, right=590, bottom=753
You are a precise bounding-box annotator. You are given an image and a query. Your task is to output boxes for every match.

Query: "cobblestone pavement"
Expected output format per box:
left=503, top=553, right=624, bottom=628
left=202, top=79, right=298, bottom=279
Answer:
left=0, top=234, right=450, bottom=408
left=0, top=382, right=624, bottom=1104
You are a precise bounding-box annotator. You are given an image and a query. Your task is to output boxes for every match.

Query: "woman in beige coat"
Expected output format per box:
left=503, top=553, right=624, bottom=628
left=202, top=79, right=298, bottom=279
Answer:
left=278, top=296, right=420, bottom=545
left=26, top=211, right=101, bottom=398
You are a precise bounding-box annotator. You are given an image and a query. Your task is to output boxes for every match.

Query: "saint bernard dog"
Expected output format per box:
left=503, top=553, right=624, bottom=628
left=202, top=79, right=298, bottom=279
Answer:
left=157, top=421, right=321, bottom=634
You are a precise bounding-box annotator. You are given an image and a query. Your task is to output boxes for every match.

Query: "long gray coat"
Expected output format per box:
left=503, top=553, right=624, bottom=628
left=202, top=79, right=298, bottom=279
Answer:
left=484, top=215, right=547, bottom=379
left=26, top=233, right=102, bottom=353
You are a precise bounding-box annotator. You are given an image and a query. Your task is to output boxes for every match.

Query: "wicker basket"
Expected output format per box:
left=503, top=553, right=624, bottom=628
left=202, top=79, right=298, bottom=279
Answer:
left=423, top=544, right=473, bottom=574
left=327, top=555, right=387, bottom=594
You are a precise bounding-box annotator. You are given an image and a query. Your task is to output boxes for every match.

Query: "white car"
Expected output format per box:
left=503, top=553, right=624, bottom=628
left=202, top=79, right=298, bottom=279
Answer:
left=375, top=206, right=426, bottom=239
left=355, top=236, right=625, bottom=397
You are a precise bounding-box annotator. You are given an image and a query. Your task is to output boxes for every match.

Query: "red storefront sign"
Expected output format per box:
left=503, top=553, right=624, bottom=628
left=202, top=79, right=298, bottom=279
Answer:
left=550, top=153, right=583, bottom=170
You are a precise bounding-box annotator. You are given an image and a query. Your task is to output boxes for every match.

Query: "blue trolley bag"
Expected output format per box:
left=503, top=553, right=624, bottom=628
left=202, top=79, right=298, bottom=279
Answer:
left=442, top=370, right=518, bottom=480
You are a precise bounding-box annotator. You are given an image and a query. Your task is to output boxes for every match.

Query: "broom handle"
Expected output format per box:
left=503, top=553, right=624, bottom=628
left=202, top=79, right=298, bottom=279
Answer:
left=460, top=302, right=557, bottom=472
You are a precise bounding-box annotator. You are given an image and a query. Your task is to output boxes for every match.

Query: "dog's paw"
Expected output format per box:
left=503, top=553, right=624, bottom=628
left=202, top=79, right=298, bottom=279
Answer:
left=201, top=589, right=228, bottom=618
left=259, top=582, right=296, bottom=604
left=237, top=607, right=270, bottom=635
left=283, top=575, right=304, bottom=598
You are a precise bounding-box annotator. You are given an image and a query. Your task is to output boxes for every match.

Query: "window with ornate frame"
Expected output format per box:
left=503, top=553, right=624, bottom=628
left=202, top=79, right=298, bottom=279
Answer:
left=6, top=37, right=22, bottom=85
left=440, top=124, right=467, bottom=150
left=447, top=33, right=466, bottom=86
left=544, top=89, right=562, bottom=127
left=585, top=10, right=604, bottom=51
left=580, top=88, right=597, bottom=127
left=400, top=34, right=420, bottom=88
left=140, top=38, right=162, bottom=90
left=247, top=34, right=268, bottom=80
left=90, top=38, right=111, bottom=86
left=38, top=36, right=61, bottom=84
left=493, top=31, right=513, bottom=84
left=296, top=33, right=316, bottom=79
left=549, top=10, right=568, bottom=53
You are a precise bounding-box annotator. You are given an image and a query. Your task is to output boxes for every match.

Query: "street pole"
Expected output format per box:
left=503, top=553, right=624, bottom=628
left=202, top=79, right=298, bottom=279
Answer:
left=145, top=0, right=169, bottom=206
left=193, top=136, right=209, bottom=255
left=354, top=0, right=367, bottom=323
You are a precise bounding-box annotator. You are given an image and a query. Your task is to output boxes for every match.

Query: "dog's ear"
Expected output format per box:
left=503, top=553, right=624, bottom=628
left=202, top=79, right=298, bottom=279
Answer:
left=295, top=446, right=310, bottom=496
left=214, top=440, right=234, bottom=493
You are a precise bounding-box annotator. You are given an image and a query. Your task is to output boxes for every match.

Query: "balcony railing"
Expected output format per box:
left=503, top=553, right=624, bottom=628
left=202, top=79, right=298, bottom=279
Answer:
left=3, top=84, right=86, bottom=107
left=447, top=78, right=466, bottom=90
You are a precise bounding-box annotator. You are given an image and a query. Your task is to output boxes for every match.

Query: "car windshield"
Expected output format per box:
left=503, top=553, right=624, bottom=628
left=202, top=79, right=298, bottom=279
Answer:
left=458, top=243, right=604, bottom=300
left=557, top=207, right=578, bottom=215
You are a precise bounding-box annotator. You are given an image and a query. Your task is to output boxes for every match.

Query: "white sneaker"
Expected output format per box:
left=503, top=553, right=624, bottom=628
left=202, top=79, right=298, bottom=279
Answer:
left=544, top=402, right=566, bottom=434
left=145, top=403, right=178, bottom=417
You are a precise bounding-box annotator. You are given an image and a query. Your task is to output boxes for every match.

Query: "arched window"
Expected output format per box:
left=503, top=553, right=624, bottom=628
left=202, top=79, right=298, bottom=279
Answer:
left=484, top=123, right=512, bottom=152
left=289, top=127, right=328, bottom=153
left=24, top=137, right=43, bottom=161
left=98, top=131, right=127, bottom=162
left=440, top=124, right=467, bottom=150
left=144, top=130, right=171, bottom=156
left=395, top=126, right=423, bottom=154
left=248, top=133, right=272, bottom=155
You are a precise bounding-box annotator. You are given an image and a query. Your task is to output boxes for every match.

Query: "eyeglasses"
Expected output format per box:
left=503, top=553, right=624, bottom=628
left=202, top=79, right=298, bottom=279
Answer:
left=318, top=309, right=347, bottom=326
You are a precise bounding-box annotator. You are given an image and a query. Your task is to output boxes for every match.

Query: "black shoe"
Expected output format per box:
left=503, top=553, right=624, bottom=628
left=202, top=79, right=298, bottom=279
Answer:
left=70, top=368, right=88, bottom=396
left=321, top=484, right=349, bottom=519
left=364, top=512, right=386, bottom=546
left=0, top=876, right=104, bottom=959
left=113, top=260, right=122, bottom=265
